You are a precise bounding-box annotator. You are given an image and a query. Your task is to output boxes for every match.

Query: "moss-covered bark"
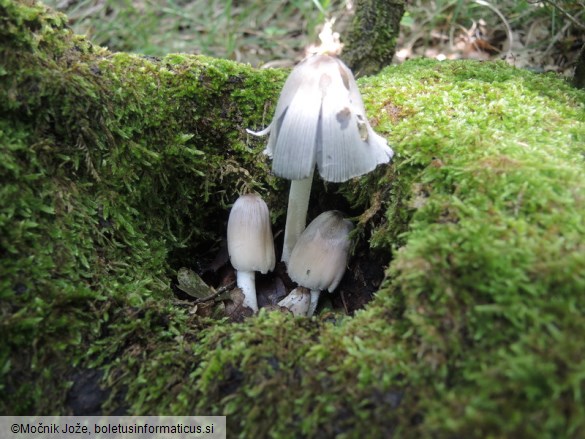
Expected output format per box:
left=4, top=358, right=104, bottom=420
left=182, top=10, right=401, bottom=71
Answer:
left=341, top=0, right=405, bottom=77
left=2, top=1, right=585, bottom=438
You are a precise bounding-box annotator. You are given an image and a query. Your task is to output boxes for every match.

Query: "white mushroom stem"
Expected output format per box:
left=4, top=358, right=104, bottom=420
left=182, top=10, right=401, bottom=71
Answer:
left=281, top=171, right=314, bottom=264
left=307, top=289, right=321, bottom=317
left=236, top=271, right=258, bottom=312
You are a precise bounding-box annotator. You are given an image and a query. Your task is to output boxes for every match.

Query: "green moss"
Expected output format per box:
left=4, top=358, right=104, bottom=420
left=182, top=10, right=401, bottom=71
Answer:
left=0, top=0, right=285, bottom=414
left=2, top=1, right=585, bottom=438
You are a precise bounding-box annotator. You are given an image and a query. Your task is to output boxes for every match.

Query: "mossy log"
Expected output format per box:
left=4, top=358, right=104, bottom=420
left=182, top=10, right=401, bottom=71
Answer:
left=2, top=1, right=585, bottom=437
left=341, top=0, right=405, bottom=77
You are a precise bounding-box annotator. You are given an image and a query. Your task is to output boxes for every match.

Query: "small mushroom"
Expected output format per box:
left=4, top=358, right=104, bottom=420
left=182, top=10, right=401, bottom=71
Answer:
left=248, top=54, right=393, bottom=263
left=287, top=211, right=353, bottom=317
left=277, top=287, right=311, bottom=317
left=227, top=193, right=275, bottom=312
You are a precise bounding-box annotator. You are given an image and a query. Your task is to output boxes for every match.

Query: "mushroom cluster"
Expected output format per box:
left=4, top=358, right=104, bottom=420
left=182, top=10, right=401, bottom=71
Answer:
left=225, top=53, right=394, bottom=317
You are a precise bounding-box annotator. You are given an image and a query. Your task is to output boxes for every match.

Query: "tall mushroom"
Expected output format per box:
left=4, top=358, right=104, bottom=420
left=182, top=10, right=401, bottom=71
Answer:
left=248, top=53, right=393, bottom=263
left=227, top=193, right=275, bottom=312
left=287, top=210, right=353, bottom=317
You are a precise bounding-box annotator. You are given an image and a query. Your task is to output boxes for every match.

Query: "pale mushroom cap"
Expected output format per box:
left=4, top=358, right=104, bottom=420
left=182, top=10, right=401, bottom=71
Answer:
left=227, top=194, right=275, bottom=274
left=287, top=210, right=353, bottom=292
left=262, top=54, right=394, bottom=183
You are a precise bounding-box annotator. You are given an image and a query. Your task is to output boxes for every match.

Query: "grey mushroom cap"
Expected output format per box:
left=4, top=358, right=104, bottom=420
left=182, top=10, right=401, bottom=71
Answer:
left=227, top=194, right=276, bottom=274
left=254, top=54, right=394, bottom=183
left=287, top=210, right=353, bottom=292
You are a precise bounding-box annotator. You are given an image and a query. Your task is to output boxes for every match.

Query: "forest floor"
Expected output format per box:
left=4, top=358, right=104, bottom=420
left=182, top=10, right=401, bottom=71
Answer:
left=45, top=0, right=584, bottom=76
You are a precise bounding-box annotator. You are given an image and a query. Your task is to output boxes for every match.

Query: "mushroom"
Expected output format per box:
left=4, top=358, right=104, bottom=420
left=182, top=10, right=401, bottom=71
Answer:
left=227, top=193, right=275, bottom=312
left=248, top=53, right=393, bottom=263
left=287, top=210, right=353, bottom=317
left=277, top=287, right=311, bottom=317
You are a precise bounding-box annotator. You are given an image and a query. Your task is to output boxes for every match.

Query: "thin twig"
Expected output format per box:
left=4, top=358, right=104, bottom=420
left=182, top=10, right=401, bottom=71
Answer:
left=340, top=289, right=349, bottom=315
left=174, top=281, right=236, bottom=307
left=192, top=281, right=236, bottom=305
left=544, top=20, right=573, bottom=57
left=474, top=0, right=513, bottom=54
left=541, top=0, right=585, bottom=31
